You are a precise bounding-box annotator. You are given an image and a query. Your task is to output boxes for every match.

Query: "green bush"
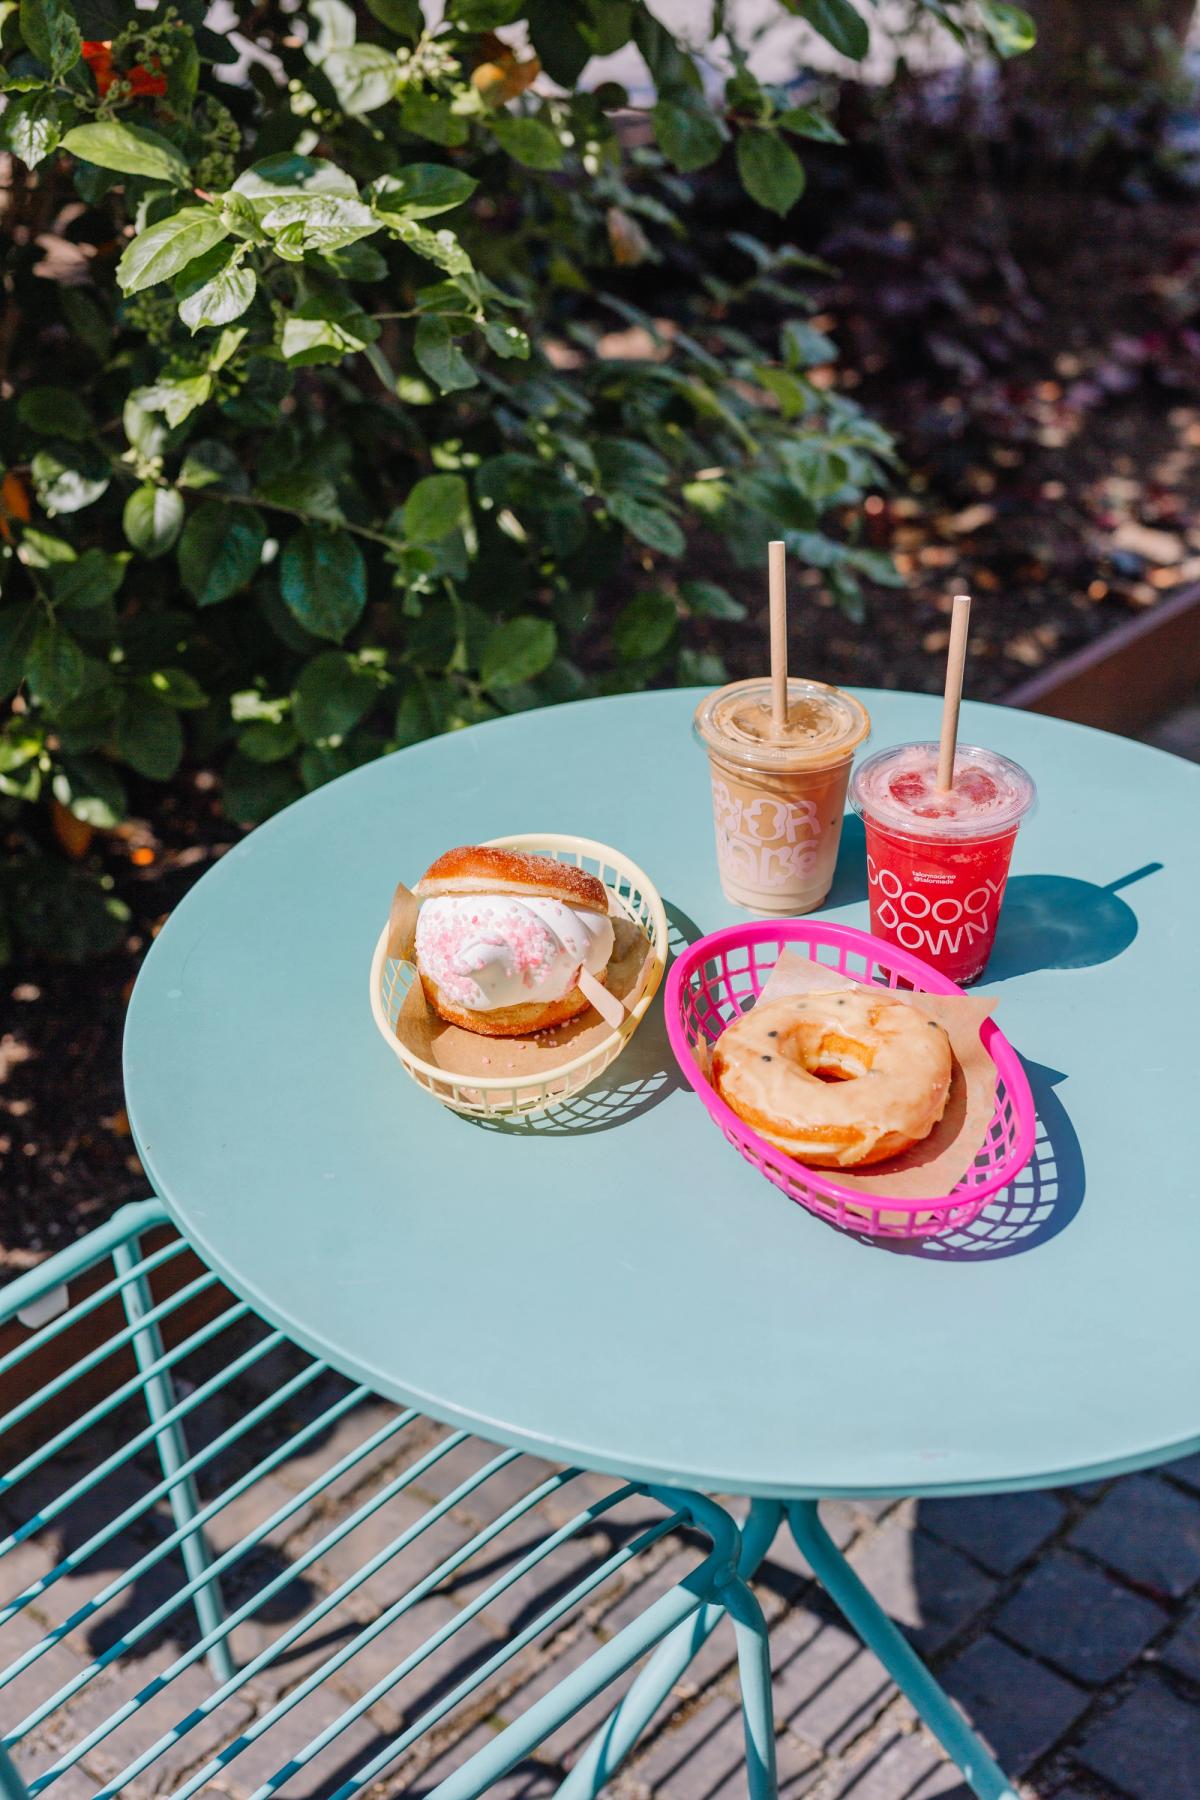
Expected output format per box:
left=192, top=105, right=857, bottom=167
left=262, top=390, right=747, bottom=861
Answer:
left=0, top=0, right=1028, bottom=959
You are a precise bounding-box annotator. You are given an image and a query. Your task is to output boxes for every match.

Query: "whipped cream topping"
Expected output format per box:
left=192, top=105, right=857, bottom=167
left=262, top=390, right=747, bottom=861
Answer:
left=415, top=894, right=615, bottom=1013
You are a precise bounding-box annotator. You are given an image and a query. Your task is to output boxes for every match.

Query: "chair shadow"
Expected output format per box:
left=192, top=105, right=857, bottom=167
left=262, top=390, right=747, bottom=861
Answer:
left=871, top=1058, right=1085, bottom=1262
left=983, top=863, right=1161, bottom=983
left=466, top=900, right=702, bottom=1139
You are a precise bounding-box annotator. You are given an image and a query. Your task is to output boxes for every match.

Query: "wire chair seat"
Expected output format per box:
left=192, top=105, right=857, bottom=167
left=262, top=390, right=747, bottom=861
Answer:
left=0, top=1202, right=767, bottom=1800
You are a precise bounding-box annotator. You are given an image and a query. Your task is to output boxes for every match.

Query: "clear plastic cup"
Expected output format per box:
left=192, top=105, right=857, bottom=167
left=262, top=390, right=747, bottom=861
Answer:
left=693, top=678, right=871, bottom=915
left=850, top=743, right=1036, bottom=985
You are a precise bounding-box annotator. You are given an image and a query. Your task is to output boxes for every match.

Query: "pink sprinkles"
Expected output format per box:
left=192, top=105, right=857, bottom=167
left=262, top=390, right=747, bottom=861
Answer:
left=418, top=901, right=563, bottom=1008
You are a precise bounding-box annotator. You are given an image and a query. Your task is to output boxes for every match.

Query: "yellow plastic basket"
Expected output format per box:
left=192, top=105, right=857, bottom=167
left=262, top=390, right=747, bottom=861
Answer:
left=368, top=833, right=668, bottom=1118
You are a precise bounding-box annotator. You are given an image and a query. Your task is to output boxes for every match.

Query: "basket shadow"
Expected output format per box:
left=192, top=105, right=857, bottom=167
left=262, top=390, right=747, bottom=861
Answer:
left=980, top=863, right=1160, bottom=983
left=465, top=899, right=703, bottom=1139
left=868, top=1057, right=1085, bottom=1261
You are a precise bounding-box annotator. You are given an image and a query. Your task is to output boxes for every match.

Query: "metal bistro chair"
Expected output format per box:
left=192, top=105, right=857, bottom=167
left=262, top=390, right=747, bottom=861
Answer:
left=0, top=1201, right=776, bottom=1799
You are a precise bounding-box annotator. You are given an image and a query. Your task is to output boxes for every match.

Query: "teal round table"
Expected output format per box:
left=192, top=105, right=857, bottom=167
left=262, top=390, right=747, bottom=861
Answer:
left=124, top=688, right=1200, bottom=1800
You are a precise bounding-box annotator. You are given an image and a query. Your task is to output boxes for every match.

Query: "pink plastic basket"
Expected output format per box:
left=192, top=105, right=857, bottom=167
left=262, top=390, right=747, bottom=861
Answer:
left=664, top=920, right=1037, bottom=1240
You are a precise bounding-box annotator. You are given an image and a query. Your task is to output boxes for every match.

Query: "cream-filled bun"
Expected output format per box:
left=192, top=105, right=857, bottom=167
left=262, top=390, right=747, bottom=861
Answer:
left=413, top=847, right=615, bottom=1036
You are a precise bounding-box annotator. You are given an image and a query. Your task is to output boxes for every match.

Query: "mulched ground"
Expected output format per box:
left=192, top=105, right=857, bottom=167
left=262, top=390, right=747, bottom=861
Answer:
left=7, top=137, right=1200, bottom=1269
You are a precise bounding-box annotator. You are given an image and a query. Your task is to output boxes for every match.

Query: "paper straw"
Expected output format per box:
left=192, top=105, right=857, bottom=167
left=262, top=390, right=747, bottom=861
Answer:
left=578, top=967, right=625, bottom=1029
left=936, top=593, right=972, bottom=791
left=769, top=539, right=787, bottom=733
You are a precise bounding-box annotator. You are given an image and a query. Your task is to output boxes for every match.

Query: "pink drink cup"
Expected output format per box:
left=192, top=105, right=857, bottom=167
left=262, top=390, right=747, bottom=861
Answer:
left=850, top=744, right=1036, bottom=985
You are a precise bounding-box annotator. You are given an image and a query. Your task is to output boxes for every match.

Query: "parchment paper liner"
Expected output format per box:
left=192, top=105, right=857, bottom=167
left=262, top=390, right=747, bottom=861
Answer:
left=387, top=881, right=654, bottom=1093
left=692, top=946, right=997, bottom=1223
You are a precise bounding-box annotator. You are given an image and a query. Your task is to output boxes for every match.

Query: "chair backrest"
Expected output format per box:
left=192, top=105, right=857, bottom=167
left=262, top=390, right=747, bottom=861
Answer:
left=0, top=1203, right=718, bottom=1800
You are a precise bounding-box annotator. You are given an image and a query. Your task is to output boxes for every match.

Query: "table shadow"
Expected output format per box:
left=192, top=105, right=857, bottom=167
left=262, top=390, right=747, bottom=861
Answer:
left=868, top=1058, right=1084, bottom=1262
left=465, top=900, right=701, bottom=1138
left=983, top=863, right=1160, bottom=984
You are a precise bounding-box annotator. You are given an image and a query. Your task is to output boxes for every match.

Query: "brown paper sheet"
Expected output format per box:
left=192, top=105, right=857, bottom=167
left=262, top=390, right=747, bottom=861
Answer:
left=696, top=946, right=997, bottom=1205
left=393, top=911, right=654, bottom=1082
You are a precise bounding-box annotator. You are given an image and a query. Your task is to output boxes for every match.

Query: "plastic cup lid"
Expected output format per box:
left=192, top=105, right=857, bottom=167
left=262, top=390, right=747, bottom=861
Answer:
left=850, top=743, right=1037, bottom=839
left=693, top=679, right=871, bottom=771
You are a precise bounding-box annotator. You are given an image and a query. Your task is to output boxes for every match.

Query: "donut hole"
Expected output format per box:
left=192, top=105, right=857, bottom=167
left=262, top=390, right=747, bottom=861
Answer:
left=809, top=1060, right=857, bottom=1083
left=785, top=1025, right=876, bottom=1084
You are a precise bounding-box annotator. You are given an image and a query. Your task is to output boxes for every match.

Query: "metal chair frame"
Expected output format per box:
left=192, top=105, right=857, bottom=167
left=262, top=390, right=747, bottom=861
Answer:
left=0, top=1202, right=776, bottom=1800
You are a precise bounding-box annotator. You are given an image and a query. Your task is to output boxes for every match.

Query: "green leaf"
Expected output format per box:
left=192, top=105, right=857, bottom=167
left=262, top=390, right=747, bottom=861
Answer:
left=256, top=468, right=342, bottom=522
left=13, top=863, right=129, bottom=960
left=178, top=501, right=266, bottom=606
left=365, top=0, right=423, bottom=34
left=292, top=652, right=378, bottom=742
left=116, top=691, right=184, bottom=780
left=608, top=491, right=686, bottom=556
left=450, top=0, right=522, bottom=24
left=3, top=92, right=67, bottom=166
left=736, top=130, right=805, bottom=215
left=18, top=528, right=76, bottom=567
left=62, top=121, right=189, bottom=187
left=180, top=440, right=248, bottom=493
left=489, top=115, right=563, bottom=170
left=31, top=447, right=109, bottom=514
left=52, top=758, right=127, bottom=829
left=384, top=215, right=472, bottom=277
left=483, top=318, right=530, bottom=360
left=117, top=208, right=231, bottom=295
left=124, top=484, right=185, bottom=558
left=232, top=155, right=358, bottom=207
left=399, top=87, right=468, bottom=147
left=782, top=319, right=837, bottom=366
left=237, top=719, right=299, bottom=763
left=142, top=668, right=209, bottom=710
left=403, top=473, right=469, bottom=544
left=279, top=528, right=367, bottom=642
left=17, top=386, right=91, bottom=441
left=414, top=315, right=477, bottom=392
left=280, top=298, right=378, bottom=364
left=222, top=752, right=303, bottom=825
left=0, top=605, right=38, bottom=697
left=136, top=372, right=212, bottom=428
left=371, top=163, right=478, bottom=219
left=59, top=288, right=109, bottom=361
left=613, top=590, right=677, bottom=661
left=122, top=392, right=167, bottom=460
left=652, top=99, right=725, bottom=173
left=680, top=579, right=746, bottom=621
left=260, top=194, right=379, bottom=258
left=322, top=44, right=399, bottom=114
left=176, top=243, right=256, bottom=332
left=480, top=615, right=557, bottom=690
left=51, top=549, right=125, bottom=609
left=20, top=0, right=80, bottom=75
left=978, top=1, right=1036, bottom=56
left=777, top=104, right=844, bottom=144
left=784, top=438, right=851, bottom=502
left=26, top=622, right=86, bottom=707
left=784, top=0, right=869, bottom=59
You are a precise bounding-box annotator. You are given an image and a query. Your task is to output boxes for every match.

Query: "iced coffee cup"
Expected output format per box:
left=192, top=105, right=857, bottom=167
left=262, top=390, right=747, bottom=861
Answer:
left=693, top=678, right=871, bottom=915
left=850, top=743, right=1036, bottom=985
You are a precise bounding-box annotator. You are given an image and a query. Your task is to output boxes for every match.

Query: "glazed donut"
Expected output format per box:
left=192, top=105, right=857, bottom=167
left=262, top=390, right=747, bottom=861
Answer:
left=712, top=990, right=952, bottom=1169
left=414, top=846, right=615, bottom=1037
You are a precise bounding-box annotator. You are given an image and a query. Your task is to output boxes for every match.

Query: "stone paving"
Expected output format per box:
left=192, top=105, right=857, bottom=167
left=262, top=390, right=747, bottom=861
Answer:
left=4, top=1331, right=1199, bottom=1800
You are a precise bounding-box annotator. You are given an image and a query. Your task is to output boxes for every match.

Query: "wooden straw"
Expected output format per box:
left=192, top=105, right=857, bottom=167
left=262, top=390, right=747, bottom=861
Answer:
left=936, top=593, right=972, bottom=791
left=768, top=539, right=788, bottom=733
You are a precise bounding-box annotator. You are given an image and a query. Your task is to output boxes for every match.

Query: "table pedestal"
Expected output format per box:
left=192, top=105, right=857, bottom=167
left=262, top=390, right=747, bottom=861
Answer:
left=561, top=1500, right=1018, bottom=1800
